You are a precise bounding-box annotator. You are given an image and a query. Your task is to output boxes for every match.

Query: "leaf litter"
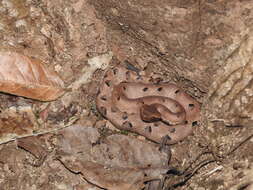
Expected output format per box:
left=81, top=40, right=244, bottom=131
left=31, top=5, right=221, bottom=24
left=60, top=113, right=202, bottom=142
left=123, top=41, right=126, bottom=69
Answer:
left=15, top=125, right=171, bottom=190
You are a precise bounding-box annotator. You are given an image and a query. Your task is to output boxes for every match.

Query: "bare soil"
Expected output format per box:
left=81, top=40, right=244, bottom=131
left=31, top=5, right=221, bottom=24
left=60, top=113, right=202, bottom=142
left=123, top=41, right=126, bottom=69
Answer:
left=0, top=0, right=253, bottom=189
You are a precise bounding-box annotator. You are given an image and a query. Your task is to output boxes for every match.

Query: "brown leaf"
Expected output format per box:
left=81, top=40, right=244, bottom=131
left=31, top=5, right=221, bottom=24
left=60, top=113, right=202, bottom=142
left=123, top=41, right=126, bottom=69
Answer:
left=17, top=136, right=47, bottom=161
left=55, top=125, right=170, bottom=190
left=0, top=51, right=65, bottom=101
left=0, top=106, right=37, bottom=143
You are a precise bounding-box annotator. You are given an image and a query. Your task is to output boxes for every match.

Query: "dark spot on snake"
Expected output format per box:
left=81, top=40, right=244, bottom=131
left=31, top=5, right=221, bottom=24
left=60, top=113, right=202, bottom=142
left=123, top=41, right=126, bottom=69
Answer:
left=157, top=87, right=163, bottom=91
left=189, top=104, right=194, bottom=108
left=122, top=112, right=128, bottom=120
left=122, top=121, right=133, bottom=128
left=185, top=120, right=188, bottom=124
left=104, top=73, right=108, bottom=78
left=170, top=128, right=176, bottom=133
left=136, top=75, right=142, bottom=80
left=123, top=86, right=126, bottom=90
left=113, top=68, right=118, bottom=75
left=192, top=121, right=198, bottom=126
left=117, top=96, right=121, bottom=101
left=143, top=87, right=148, bottom=92
left=144, top=173, right=147, bottom=177
left=126, top=71, right=130, bottom=80
left=100, top=95, right=107, bottom=101
left=145, top=126, right=152, bottom=133
left=175, top=89, right=180, bottom=94
left=100, top=107, right=107, bottom=116
left=105, top=80, right=111, bottom=87
left=121, top=81, right=128, bottom=85
left=154, top=123, right=159, bottom=127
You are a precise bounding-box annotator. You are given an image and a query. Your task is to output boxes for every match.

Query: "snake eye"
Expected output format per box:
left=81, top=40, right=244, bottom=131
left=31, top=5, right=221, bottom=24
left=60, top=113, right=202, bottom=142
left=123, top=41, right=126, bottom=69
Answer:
left=145, top=126, right=152, bottom=133
left=143, top=87, right=148, bottom=92
left=157, top=87, right=163, bottom=91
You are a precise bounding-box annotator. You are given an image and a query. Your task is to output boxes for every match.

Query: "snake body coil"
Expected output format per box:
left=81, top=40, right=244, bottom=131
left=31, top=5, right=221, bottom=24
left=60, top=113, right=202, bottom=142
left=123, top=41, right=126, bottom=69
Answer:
left=96, top=66, right=200, bottom=144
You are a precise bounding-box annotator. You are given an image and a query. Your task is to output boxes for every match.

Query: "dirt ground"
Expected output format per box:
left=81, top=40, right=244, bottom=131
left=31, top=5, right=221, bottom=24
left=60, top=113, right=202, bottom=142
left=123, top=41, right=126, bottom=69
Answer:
left=0, top=0, right=253, bottom=189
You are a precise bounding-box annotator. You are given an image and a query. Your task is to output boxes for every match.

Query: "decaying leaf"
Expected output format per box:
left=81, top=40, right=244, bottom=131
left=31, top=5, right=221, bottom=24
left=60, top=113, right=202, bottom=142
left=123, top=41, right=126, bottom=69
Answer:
left=0, top=51, right=65, bottom=101
left=0, top=106, right=38, bottom=144
left=55, top=125, right=170, bottom=190
left=0, top=141, right=102, bottom=190
left=17, top=136, right=47, bottom=160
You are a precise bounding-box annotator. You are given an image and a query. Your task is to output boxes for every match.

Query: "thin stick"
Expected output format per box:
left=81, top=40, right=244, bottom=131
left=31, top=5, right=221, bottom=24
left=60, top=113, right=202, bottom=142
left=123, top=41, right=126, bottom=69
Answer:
left=227, top=133, right=253, bottom=155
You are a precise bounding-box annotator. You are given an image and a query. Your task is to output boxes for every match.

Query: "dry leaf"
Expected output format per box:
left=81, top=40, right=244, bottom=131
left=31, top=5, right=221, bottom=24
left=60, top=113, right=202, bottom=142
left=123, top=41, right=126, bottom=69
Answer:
left=0, top=106, right=38, bottom=144
left=0, top=51, right=65, bottom=101
left=0, top=142, right=101, bottom=190
left=55, top=125, right=170, bottom=190
left=17, top=136, right=47, bottom=160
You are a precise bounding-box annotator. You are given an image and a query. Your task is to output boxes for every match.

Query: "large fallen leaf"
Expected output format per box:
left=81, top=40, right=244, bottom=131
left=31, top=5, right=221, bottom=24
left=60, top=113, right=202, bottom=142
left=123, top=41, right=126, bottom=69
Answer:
left=55, top=125, right=170, bottom=190
left=0, top=141, right=102, bottom=190
left=0, top=51, right=65, bottom=101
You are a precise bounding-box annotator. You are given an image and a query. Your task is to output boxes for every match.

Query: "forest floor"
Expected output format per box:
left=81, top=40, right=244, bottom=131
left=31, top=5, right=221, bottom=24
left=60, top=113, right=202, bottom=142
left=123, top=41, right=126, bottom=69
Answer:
left=0, top=0, right=253, bottom=189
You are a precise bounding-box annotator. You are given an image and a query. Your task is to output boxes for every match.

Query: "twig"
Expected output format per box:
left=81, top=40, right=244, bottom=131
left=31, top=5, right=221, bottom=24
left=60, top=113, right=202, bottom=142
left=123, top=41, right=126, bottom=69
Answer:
left=202, top=165, right=223, bottom=177
left=182, top=151, right=214, bottom=174
left=227, top=133, right=253, bottom=156
left=165, top=159, right=216, bottom=190
left=0, top=117, right=79, bottom=145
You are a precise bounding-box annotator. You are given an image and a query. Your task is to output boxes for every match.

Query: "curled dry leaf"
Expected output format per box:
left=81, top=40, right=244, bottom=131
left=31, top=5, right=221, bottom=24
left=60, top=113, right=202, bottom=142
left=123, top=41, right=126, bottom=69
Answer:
left=17, top=136, right=47, bottom=160
left=56, top=125, right=170, bottom=190
left=0, top=51, right=65, bottom=101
